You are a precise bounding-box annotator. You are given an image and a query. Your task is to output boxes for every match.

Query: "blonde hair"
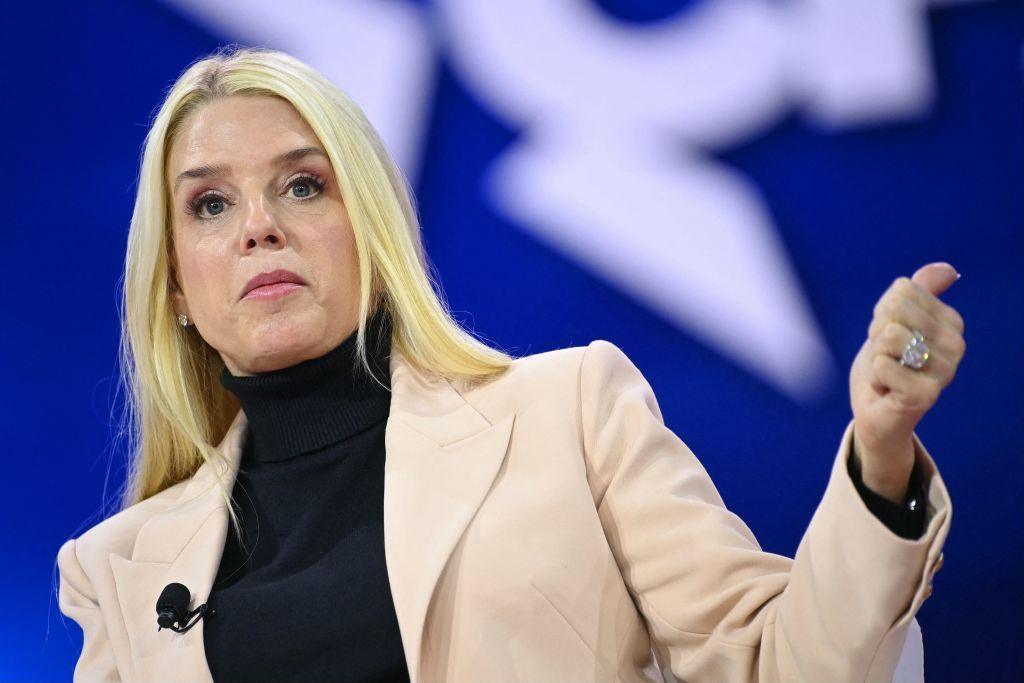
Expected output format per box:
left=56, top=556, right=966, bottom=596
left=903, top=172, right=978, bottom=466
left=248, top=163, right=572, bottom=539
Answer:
left=117, top=45, right=513, bottom=535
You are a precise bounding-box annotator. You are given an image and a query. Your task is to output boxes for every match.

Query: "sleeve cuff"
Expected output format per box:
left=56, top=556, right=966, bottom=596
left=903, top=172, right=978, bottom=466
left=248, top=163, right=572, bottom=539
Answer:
left=847, top=443, right=928, bottom=540
left=826, top=418, right=952, bottom=627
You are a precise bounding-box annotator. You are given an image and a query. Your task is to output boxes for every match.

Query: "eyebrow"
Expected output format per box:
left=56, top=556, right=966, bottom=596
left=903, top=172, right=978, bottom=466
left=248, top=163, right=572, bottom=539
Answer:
left=172, top=146, right=328, bottom=194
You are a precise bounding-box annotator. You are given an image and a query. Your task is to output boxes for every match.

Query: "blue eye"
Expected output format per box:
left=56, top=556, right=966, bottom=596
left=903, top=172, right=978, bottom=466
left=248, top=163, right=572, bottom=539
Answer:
left=185, top=193, right=229, bottom=220
left=288, top=174, right=325, bottom=199
left=183, top=173, right=325, bottom=222
left=204, top=198, right=227, bottom=215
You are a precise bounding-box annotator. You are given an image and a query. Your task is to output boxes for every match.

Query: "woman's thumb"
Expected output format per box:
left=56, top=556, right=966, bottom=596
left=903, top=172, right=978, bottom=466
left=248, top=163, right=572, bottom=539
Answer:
left=911, top=262, right=961, bottom=297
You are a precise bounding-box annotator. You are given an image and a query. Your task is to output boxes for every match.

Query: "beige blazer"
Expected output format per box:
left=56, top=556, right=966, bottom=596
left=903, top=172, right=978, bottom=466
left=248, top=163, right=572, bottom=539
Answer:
left=57, top=339, right=951, bottom=683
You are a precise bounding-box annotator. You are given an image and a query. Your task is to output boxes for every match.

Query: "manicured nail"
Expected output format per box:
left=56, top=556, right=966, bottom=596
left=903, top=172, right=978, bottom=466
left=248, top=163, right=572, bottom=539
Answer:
left=937, top=262, right=960, bottom=279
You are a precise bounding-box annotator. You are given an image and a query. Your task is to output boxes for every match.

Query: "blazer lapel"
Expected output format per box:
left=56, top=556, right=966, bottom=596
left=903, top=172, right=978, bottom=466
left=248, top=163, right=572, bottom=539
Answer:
left=108, top=347, right=515, bottom=683
left=108, top=407, right=247, bottom=682
left=384, top=351, right=516, bottom=682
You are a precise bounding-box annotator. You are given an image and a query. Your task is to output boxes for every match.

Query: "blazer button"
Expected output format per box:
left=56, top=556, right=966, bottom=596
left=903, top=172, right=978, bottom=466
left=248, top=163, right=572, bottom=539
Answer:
left=933, top=551, right=944, bottom=573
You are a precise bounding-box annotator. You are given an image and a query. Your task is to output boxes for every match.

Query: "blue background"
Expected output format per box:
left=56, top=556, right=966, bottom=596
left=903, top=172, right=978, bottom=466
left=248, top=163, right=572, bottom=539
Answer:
left=3, top=1, right=1021, bottom=681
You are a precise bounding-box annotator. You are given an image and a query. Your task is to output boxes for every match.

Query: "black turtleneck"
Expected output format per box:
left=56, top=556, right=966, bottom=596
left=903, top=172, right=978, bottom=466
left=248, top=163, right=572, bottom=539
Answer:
left=204, top=309, right=410, bottom=683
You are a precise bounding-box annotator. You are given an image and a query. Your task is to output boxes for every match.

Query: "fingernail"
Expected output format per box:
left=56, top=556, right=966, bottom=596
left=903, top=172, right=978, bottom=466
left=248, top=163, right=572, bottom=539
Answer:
left=938, top=262, right=960, bottom=279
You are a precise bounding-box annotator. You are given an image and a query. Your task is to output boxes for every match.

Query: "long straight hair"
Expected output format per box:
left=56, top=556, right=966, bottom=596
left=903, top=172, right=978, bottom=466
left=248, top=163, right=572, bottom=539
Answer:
left=117, top=45, right=513, bottom=535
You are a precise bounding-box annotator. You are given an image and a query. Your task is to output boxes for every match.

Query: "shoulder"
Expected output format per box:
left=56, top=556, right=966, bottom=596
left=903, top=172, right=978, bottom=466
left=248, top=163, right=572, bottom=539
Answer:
left=501, top=338, right=641, bottom=390
left=471, top=339, right=623, bottom=392
left=58, top=478, right=192, bottom=576
left=458, top=339, right=637, bottom=415
left=501, top=338, right=631, bottom=381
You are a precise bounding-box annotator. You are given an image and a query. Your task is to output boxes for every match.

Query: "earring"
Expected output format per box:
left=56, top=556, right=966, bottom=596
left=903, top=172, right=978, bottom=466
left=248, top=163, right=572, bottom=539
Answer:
left=177, top=313, right=190, bottom=327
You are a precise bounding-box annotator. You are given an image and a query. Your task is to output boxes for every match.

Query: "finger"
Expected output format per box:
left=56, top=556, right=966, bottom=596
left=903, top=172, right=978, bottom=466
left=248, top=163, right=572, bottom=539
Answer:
left=874, top=322, right=957, bottom=387
left=869, top=294, right=967, bottom=363
left=873, top=277, right=963, bottom=337
left=911, top=262, right=959, bottom=298
left=903, top=272, right=966, bottom=335
left=871, top=353, right=943, bottom=413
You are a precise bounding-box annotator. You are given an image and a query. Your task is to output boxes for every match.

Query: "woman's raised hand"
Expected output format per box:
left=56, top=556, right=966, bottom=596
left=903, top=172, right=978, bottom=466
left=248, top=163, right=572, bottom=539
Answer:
left=848, top=262, right=966, bottom=503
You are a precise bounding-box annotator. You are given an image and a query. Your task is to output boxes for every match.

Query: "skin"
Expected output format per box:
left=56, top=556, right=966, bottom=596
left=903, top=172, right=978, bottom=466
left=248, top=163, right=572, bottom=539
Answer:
left=166, top=95, right=361, bottom=376
left=850, top=262, right=966, bottom=504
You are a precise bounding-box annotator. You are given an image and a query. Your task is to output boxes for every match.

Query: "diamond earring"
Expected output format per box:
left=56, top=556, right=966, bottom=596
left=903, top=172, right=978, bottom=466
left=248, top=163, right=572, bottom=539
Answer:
left=177, top=313, right=190, bottom=327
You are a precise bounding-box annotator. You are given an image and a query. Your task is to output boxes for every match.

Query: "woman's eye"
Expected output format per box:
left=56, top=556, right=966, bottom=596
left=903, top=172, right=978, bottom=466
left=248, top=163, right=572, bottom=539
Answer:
left=287, top=175, right=324, bottom=200
left=186, top=194, right=228, bottom=220
left=184, top=174, right=323, bottom=221
left=203, top=198, right=227, bottom=216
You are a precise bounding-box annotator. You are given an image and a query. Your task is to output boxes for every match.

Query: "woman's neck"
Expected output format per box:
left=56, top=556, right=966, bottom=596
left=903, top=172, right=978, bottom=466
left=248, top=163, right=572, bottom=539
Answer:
left=219, top=310, right=393, bottom=463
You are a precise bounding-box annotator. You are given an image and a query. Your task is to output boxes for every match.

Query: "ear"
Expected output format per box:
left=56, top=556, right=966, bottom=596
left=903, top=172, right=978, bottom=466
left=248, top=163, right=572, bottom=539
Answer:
left=167, top=246, right=189, bottom=317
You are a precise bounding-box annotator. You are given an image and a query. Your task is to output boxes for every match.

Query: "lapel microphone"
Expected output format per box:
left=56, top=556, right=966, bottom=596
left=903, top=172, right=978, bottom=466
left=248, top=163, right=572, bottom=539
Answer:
left=156, top=582, right=215, bottom=633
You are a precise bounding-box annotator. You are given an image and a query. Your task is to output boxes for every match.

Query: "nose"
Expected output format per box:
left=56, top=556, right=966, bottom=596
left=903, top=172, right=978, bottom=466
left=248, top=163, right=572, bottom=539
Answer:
left=239, top=193, right=286, bottom=252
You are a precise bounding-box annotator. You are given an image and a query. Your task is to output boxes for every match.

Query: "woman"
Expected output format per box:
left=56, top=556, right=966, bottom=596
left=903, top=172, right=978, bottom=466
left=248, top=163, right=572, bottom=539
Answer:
left=56, top=46, right=961, bottom=683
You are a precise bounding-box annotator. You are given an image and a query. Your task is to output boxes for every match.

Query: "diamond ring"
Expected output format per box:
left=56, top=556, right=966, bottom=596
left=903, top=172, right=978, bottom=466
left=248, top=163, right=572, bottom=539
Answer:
left=899, top=329, right=930, bottom=370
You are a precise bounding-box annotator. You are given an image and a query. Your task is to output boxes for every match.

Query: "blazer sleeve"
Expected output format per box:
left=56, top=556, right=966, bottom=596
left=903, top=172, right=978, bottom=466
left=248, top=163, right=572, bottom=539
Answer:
left=57, top=538, right=123, bottom=682
left=579, top=339, right=952, bottom=683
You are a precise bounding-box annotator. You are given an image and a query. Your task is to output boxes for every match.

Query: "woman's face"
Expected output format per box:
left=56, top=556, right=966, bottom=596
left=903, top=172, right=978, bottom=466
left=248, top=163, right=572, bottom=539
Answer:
left=166, top=95, right=361, bottom=375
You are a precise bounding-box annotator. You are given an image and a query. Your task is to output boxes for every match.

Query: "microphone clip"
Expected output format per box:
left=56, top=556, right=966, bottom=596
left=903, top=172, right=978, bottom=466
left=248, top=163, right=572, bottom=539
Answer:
left=156, top=582, right=216, bottom=634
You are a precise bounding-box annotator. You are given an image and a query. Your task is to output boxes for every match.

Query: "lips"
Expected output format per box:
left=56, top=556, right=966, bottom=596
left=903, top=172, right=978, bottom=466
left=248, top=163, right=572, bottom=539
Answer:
left=241, top=269, right=308, bottom=299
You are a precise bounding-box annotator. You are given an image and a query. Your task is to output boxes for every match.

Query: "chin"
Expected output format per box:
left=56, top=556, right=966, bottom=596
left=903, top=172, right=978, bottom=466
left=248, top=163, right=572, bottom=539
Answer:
left=241, top=318, right=328, bottom=373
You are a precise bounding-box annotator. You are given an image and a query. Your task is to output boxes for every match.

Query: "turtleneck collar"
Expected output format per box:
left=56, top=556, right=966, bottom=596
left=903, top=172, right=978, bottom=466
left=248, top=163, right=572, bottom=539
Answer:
left=220, top=308, right=394, bottom=463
